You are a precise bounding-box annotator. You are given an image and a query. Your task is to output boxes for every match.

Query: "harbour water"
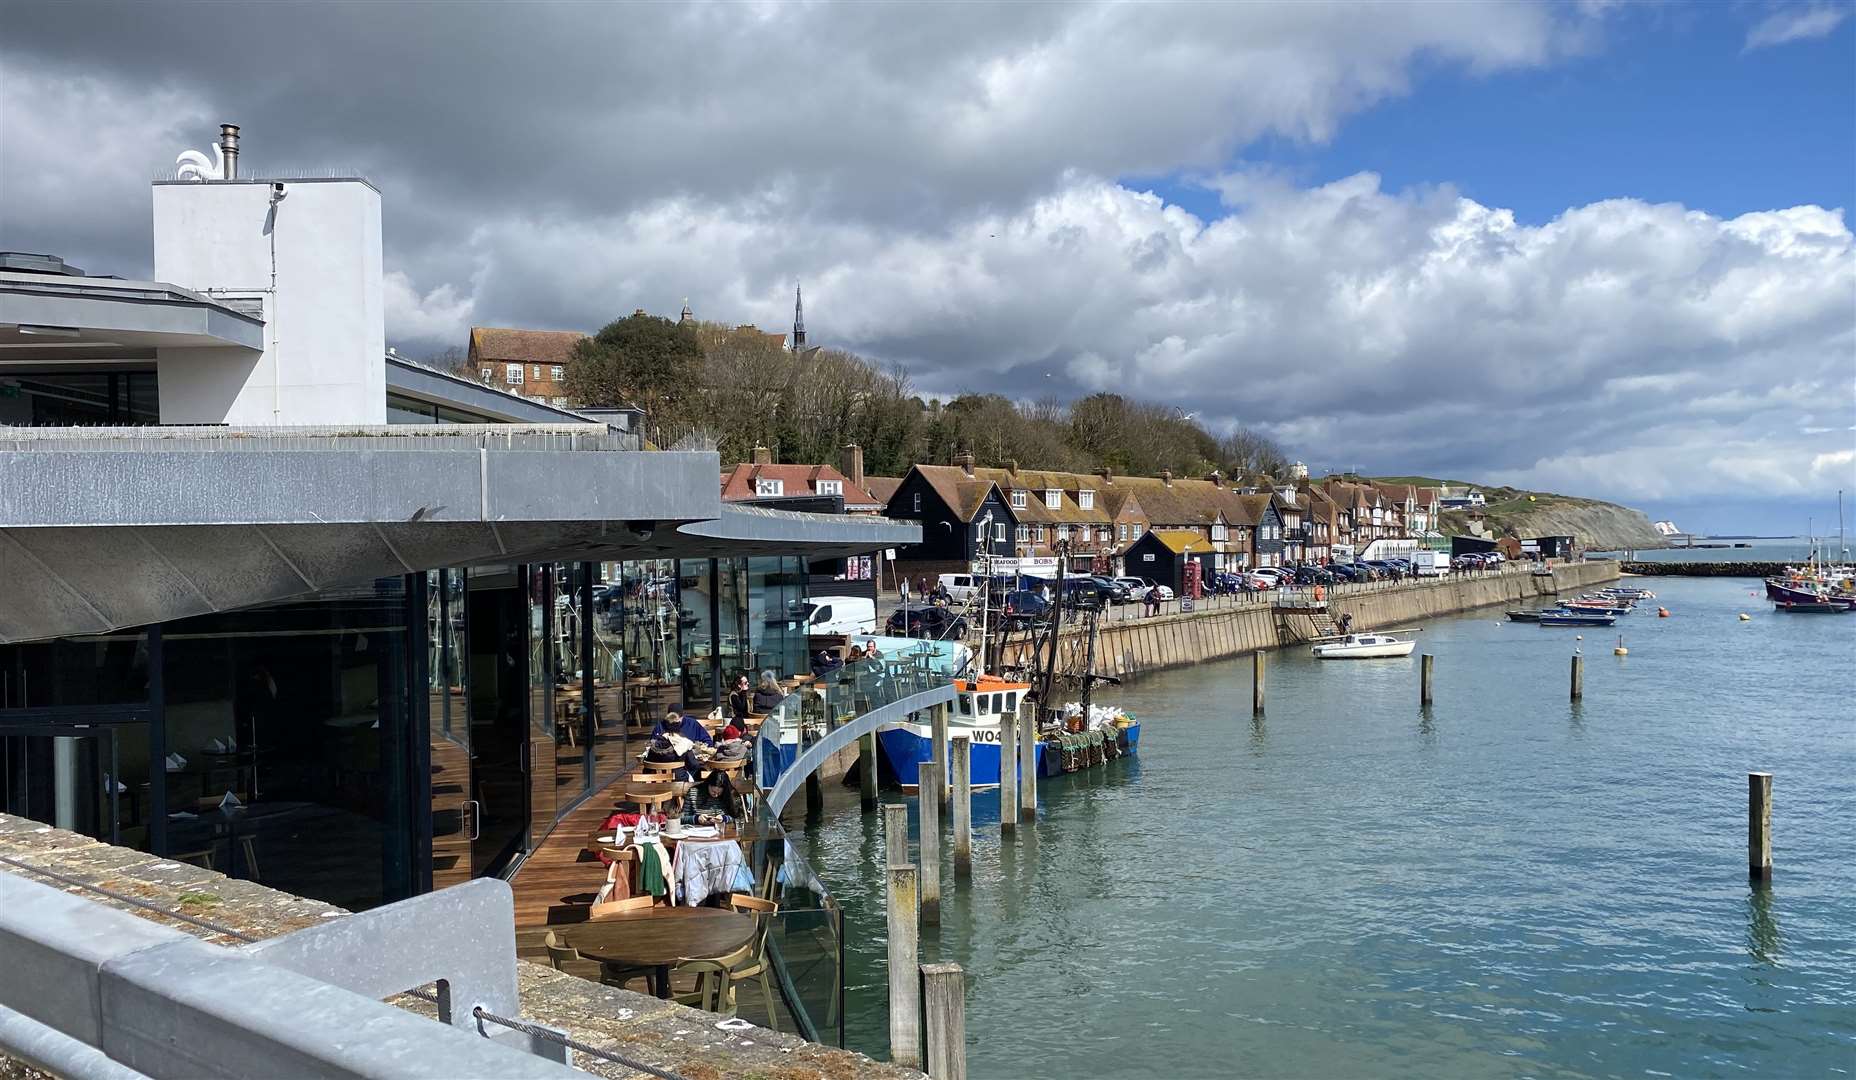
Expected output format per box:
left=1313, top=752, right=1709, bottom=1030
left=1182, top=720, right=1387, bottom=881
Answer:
left=1594, top=537, right=1831, bottom=564
left=793, top=575, right=1855, bottom=1078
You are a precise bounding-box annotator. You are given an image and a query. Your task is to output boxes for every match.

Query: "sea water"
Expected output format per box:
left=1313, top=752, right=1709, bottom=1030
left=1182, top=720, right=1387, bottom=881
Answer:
left=792, top=575, right=1856, bottom=1078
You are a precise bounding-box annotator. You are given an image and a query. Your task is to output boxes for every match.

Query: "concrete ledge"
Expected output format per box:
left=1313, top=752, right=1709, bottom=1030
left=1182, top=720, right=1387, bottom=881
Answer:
left=0, top=816, right=919, bottom=1080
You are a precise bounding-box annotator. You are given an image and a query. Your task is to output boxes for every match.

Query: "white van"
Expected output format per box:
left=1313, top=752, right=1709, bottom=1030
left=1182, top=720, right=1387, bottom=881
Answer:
left=804, top=595, right=877, bottom=636
left=1412, top=551, right=1451, bottom=577
left=936, top=573, right=981, bottom=603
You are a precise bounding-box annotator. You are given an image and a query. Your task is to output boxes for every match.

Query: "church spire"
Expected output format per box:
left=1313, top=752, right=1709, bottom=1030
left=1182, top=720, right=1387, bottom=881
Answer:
left=791, top=284, right=806, bottom=352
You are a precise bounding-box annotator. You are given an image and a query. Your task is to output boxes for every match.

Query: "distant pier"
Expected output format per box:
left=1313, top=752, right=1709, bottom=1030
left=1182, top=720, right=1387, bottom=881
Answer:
left=1622, top=561, right=1787, bottom=577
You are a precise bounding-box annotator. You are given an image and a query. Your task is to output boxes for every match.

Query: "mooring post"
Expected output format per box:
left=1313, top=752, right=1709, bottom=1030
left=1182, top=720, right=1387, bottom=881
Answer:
left=998, top=710, right=1018, bottom=835
left=916, top=762, right=942, bottom=925
left=1018, top=705, right=1037, bottom=822
left=1252, top=650, right=1266, bottom=715
left=805, top=771, right=824, bottom=816
left=1420, top=653, right=1434, bottom=706
left=1570, top=654, right=1584, bottom=701
left=887, top=864, right=921, bottom=1068
left=884, top=802, right=910, bottom=871
left=930, top=703, right=950, bottom=806
left=1749, top=772, right=1773, bottom=880
left=921, top=962, right=968, bottom=1080
left=951, top=736, right=972, bottom=876
left=858, top=732, right=879, bottom=813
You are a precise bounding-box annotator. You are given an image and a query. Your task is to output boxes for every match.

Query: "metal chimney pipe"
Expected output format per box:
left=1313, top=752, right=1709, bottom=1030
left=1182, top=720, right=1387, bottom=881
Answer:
left=218, top=124, right=240, bottom=179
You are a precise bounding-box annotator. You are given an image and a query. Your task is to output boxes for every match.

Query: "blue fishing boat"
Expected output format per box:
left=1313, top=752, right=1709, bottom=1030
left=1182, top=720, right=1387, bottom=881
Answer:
left=1538, top=610, right=1617, bottom=627
left=878, top=676, right=1045, bottom=789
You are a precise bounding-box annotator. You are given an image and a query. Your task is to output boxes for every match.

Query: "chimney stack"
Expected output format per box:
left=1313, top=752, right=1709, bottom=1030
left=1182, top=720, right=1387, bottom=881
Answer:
left=218, top=124, right=240, bottom=179
left=839, top=443, right=864, bottom=487
left=1160, top=469, right=1172, bottom=487
left=955, top=451, right=976, bottom=476
left=1205, top=469, right=1223, bottom=487
left=1005, top=459, right=1018, bottom=476
left=1098, top=465, right=1113, bottom=484
left=751, top=445, right=773, bottom=465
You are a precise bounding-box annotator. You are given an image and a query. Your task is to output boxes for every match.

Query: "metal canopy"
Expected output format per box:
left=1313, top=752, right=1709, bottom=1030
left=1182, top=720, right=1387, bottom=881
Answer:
left=0, top=272, right=264, bottom=359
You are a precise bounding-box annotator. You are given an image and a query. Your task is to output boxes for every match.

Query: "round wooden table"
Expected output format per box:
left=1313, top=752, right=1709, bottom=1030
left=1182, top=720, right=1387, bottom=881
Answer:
left=561, top=908, right=757, bottom=998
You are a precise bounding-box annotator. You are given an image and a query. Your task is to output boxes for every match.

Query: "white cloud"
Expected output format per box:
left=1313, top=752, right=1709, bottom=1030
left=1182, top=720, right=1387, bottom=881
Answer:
left=382, top=271, right=477, bottom=345
left=1745, top=4, right=1851, bottom=50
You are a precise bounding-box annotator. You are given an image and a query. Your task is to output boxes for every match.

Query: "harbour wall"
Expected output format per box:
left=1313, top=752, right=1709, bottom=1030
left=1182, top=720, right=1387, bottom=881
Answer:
left=1621, top=561, right=1783, bottom=577
left=994, top=561, right=1620, bottom=682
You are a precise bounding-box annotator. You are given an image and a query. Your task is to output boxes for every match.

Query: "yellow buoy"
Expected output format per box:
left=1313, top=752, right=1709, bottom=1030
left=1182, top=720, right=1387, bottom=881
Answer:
left=1614, top=635, right=1628, bottom=656
left=1739, top=613, right=1751, bottom=621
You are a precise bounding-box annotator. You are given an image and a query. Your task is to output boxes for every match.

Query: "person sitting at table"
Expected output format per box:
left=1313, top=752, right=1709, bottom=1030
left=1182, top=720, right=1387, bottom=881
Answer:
left=727, top=673, right=752, bottom=723
left=846, top=644, right=866, bottom=664
left=810, top=648, right=843, bottom=677
left=751, top=670, right=785, bottom=713
left=642, top=733, right=703, bottom=781
left=652, top=708, right=714, bottom=746
left=682, top=768, right=741, bottom=825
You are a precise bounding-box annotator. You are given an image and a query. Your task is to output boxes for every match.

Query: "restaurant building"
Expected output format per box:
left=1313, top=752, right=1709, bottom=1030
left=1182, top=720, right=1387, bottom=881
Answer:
left=0, top=127, right=911, bottom=911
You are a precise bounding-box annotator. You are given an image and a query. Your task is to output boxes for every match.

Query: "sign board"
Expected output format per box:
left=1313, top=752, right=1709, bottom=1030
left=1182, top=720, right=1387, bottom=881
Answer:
left=884, top=549, right=896, bottom=560
left=1181, top=597, right=1195, bottom=612
left=976, top=556, right=1059, bottom=578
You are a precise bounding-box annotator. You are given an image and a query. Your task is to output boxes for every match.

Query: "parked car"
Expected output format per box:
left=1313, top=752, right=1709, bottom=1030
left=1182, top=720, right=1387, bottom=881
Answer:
left=1090, top=576, right=1134, bottom=605
left=805, top=595, right=877, bottom=635
left=1290, top=566, right=1335, bottom=585
left=1112, top=576, right=1155, bottom=600
left=886, top=606, right=970, bottom=639
left=1148, top=584, right=1176, bottom=602
left=1058, top=577, right=1109, bottom=610
left=1000, top=590, right=1051, bottom=627
left=1325, top=563, right=1361, bottom=582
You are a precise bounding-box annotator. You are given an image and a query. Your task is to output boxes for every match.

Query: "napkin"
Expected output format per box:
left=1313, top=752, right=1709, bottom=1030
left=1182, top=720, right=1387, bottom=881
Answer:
left=219, top=791, right=243, bottom=811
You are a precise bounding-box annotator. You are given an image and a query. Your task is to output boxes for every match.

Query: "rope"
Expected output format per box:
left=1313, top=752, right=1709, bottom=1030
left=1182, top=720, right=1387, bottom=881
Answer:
left=472, top=1007, right=688, bottom=1080
left=0, top=855, right=689, bottom=1078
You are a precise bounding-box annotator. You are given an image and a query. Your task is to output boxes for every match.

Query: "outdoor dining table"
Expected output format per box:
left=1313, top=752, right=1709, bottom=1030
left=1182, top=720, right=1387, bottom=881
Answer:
left=559, top=907, right=758, bottom=998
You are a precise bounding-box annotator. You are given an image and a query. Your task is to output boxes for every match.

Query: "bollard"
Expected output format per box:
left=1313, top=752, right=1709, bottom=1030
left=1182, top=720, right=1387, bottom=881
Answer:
left=884, top=802, right=910, bottom=871
left=916, top=762, right=942, bottom=925
left=930, top=704, right=950, bottom=806
left=1570, top=654, right=1584, bottom=701
left=1749, top=772, right=1773, bottom=880
left=1420, top=653, right=1434, bottom=706
left=887, top=865, right=921, bottom=1068
left=1018, top=705, right=1038, bottom=822
left=999, top=710, right=1018, bottom=835
left=951, top=736, right=972, bottom=876
left=805, top=772, right=824, bottom=816
left=921, top=962, right=967, bottom=1080
left=1252, top=651, right=1266, bottom=715
left=858, top=732, right=879, bottom=813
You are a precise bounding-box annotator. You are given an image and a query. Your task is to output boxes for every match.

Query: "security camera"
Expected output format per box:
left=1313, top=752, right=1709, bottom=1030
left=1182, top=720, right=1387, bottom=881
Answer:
left=269, top=182, right=287, bottom=203
left=626, top=521, right=655, bottom=542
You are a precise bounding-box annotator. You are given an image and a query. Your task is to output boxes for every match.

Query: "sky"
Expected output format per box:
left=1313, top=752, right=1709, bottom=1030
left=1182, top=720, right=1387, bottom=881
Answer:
left=2, top=0, right=1852, bottom=534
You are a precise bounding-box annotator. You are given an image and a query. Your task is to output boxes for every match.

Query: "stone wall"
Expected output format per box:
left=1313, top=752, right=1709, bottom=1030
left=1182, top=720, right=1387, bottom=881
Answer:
left=0, top=814, right=919, bottom=1080
left=993, top=562, right=1620, bottom=681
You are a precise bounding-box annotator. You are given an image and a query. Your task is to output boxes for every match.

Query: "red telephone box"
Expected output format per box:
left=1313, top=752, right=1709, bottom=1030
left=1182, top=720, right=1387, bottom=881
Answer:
left=1184, top=559, right=1203, bottom=600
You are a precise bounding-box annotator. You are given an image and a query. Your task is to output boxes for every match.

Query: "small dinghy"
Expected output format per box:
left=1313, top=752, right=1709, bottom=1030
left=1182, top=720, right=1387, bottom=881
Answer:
left=1312, top=631, right=1418, bottom=659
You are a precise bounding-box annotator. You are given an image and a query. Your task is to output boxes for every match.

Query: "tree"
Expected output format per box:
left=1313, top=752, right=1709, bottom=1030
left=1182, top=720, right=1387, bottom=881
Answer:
left=425, top=346, right=471, bottom=381
left=563, top=314, right=704, bottom=437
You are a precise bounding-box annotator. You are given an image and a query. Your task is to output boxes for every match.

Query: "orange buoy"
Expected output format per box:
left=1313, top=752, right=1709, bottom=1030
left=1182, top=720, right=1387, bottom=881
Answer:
left=1657, top=607, right=1669, bottom=618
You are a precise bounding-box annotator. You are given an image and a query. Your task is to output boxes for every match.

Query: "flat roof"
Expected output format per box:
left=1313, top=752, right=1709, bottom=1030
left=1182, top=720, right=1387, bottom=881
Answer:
left=0, top=270, right=265, bottom=358
left=386, top=354, right=595, bottom=425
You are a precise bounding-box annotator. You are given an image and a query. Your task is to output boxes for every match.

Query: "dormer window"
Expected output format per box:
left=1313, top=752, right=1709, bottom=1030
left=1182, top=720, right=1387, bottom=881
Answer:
left=755, top=478, right=784, bottom=496
left=817, top=479, right=843, bottom=496
left=1045, top=489, right=1061, bottom=509
left=1011, top=490, right=1027, bottom=509
left=1078, top=490, right=1095, bottom=510
left=1211, top=522, right=1228, bottom=541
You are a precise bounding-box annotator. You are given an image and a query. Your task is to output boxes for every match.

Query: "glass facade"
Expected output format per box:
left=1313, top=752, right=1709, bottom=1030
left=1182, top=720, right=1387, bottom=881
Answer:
left=0, top=370, right=159, bottom=426
left=0, top=554, right=819, bottom=911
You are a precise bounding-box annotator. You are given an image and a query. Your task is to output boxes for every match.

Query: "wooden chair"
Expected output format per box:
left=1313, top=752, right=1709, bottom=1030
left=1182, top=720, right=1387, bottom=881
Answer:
left=588, top=892, right=654, bottom=920
left=174, top=848, right=216, bottom=870
left=627, top=772, right=674, bottom=784
left=676, top=897, right=781, bottom=1030
left=542, top=930, right=649, bottom=992
left=639, top=758, right=683, bottom=775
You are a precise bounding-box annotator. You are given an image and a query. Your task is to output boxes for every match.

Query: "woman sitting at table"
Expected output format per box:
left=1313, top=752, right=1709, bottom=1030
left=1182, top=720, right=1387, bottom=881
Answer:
left=651, top=708, right=714, bottom=746
left=727, top=673, right=752, bottom=723
left=642, top=733, right=704, bottom=781
left=682, top=768, right=741, bottom=825
left=751, top=670, right=785, bottom=713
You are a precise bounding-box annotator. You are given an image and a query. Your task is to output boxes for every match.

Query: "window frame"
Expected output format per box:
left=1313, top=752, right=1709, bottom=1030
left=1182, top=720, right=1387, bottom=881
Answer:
left=755, top=478, right=785, bottom=497
left=505, top=364, right=523, bottom=385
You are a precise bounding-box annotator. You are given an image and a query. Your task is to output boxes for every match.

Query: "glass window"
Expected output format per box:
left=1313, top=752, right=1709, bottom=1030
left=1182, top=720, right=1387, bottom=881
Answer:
left=1078, top=490, right=1094, bottom=510
left=506, top=365, right=523, bottom=385
left=550, top=365, right=565, bottom=382
left=480, top=367, right=494, bottom=381
left=756, top=478, right=784, bottom=496
left=0, top=370, right=159, bottom=426
left=1011, top=490, right=1026, bottom=509
left=994, top=523, right=1007, bottom=542
left=912, top=492, right=922, bottom=512
left=387, top=394, right=439, bottom=424
left=816, top=480, right=842, bottom=496
left=1057, top=525, right=1070, bottom=542
left=1035, top=525, right=1046, bottom=542
left=1045, top=490, right=1061, bottom=509
left=530, top=365, right=541, bottom=381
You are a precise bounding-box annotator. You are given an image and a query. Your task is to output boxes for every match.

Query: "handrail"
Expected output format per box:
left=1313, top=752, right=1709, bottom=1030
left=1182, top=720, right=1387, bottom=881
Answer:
left=762, top=683, right=959, bottom=816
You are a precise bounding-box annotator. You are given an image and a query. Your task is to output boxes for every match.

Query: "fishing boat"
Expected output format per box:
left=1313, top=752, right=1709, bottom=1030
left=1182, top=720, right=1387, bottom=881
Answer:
left=879, top=674, right=1045, bottom=790
left=1561, top=599, right=1632, bottom=615
left=1312, top=631, right=1418, bottom=659
left=1506, top=609, right=1552, bottom=622
left=1538, top=610, right=1617, bottom=627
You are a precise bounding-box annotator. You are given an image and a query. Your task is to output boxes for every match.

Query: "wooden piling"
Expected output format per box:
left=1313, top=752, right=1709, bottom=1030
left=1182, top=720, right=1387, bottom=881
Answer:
left=930, top=703, right=950, bottom=805
left=1420, top=653, right=1434, bottom=706
left=805, top=772, right=824, bottom=816
left=884, top=802, right=910, bottom=870
left=858, top=732, right=879, bottom=813
left=886, top=865, right=921, bottom=1068
left=1018, top=704, right=1037, bottom=822
left=1252, top=650, right=1266, bottom=715
left=921, top=962, right=967, bottom=1080
left=916, top=762, right=941, bottom=924
left=1749, top=772, right=1773, bottom=880
left=951, top=736, right=972, bottom=876
left=999, top=711, right=1017, bottom=835
left=1570, top=654, right=1584, bottom=701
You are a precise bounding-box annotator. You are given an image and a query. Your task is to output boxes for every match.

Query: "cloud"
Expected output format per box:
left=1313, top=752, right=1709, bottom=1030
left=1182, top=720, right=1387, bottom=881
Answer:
left=382, top=271, right=477, bottom=345
left=1745, top=4, right=1851, bottom=50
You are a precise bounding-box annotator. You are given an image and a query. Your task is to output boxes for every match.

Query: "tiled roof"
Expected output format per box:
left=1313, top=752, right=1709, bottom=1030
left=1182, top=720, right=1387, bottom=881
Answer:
left=1144, top=529, right=1208, bottom=554
left=468, top=327, right=587, bottom=365
left=1107, top=475, right=1245, bottom=529
left=864, top=475, right=903, bottom=505
left=971, top=466, right=1112, bottom=525
left=720, top=462, right=884, bottom=508
left=911, top=465, right=1006, bottom=522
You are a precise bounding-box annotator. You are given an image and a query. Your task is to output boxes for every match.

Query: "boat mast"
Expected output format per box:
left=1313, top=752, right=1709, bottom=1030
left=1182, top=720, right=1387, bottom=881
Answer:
left=1037, top=539, right=1067, bottom=724
left=1080, top=604, right=1098, bottom=717
left=976, top=517, right=991, bottom=679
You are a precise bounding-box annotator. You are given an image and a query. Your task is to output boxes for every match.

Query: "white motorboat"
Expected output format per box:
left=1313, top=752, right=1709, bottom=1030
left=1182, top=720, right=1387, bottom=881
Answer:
left=1311, top=631, right=1418, bottom=659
